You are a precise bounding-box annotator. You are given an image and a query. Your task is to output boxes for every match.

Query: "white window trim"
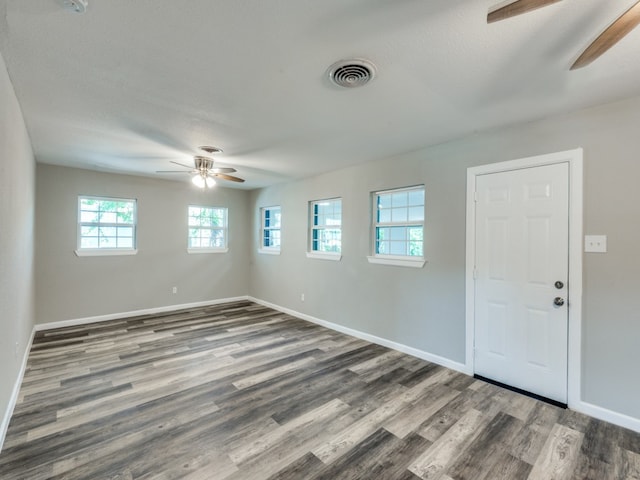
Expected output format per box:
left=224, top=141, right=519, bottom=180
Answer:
left=75, top=248, right=138, bottom=257
left=308, top=197, right=342, bottom=257
left=258, top=247, right=281, bottom=256
left=371, top=185, right=425, bottom=266
left=367, top=255, right=425, bottom=268
left=77, top=195, right=137, bottom=255
left=306, top=251, right=342, bottom=261
left=260, top=206, right=281, bottom=253
left=187, top=205, right=228, bottom=252
left=187, top=247, right=229, bottom=254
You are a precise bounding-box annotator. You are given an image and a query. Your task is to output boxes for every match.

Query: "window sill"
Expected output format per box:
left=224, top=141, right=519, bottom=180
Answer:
left=258, top=248, right=281, bottom=256
left=367, top=255, right=425, bottom=268
left=306, top=252, right=341, bottom=261
left=75, top=249, right=138, bottom=257
left=187, top=248, right=228, bottom=254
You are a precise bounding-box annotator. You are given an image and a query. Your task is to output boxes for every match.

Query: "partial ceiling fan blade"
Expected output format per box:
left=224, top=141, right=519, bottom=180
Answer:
left=212, top=173, right=245, bottom=183
left=170, top=160, right=196, bottom=169
left=571, top=1, right=640, bottom=70
left=487, top=0, right=562, bottom=23
left=211, top=167, right=237, bottom=174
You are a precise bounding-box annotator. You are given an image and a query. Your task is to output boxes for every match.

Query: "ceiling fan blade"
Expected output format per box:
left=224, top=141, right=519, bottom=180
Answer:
left=212, top=173, right=245, bottom=183
left=571, top=1, right=640, bottom=70
left=487, top=0, right=562, bottom=23
left=211, top=167, right=237, bottom=174
left=170, top=160, right=196, bottom=169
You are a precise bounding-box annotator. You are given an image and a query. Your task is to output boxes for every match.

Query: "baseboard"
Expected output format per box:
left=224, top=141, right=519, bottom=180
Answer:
left=0, top=327, right=35, bottom=453
left=34, top=296, right=250, bottom=332
left=248, top=296, right=470, bottom=375
left=574, top=401, right=640, bottom=433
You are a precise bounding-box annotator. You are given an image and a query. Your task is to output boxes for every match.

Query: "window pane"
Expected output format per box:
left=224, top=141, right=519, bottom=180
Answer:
left=314, top=228, right=341, bottom=253
left=81, top=237, right=99, bottom=248
left=373, top=187, right=424, bottom=258
left=408, top=189, right=424, bottom=206
left=188, top=206, right=227, bottom=249
left=101, top=212, right=117, bottom=223
left=117, top=237, right=133, bottom=248
left=78, top=196, right=137, bottom=250
left=389, top=241, right=407, bottom=255
left=117, top=226, right=133, bottom=238
left=262, top=206, right=281, bottom=249
left=100, top=227, right=117, bottom=237
left=391, top=207, right=408, bottom=223
left=389, top=227, right=407, bottom=241
left=377, top=240, right=389, bottom=255
left=100, top=237, right=117, bottom=248
left=271, top=211, right=281, bottom=228
left=392, top=192, right=408, bottom=207
left=80, top=199, right=99, bottom=211
left=378, top=194, right=391, bottom=209
left=408, top=206, right=424, bottom=222
left=80, top=211, right=98, bottom=223
left=80, top=226, right=98, bottom=237
left=378, top=208, right=391, bottom=223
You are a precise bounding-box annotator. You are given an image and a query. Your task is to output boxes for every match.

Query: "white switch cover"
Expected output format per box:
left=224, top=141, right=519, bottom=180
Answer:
left=585, top=235, right=607, bottom=253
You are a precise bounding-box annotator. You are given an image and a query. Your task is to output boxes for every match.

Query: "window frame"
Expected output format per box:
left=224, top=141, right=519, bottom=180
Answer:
left=307, top=197, right=342, bottom=261
left=367, top=185, right=426, bottom=268
left=258, top=205, right=281, bottom=255
left=187, top=205, right=229, bottom=254
left=75, top=195, right=137, bottom=257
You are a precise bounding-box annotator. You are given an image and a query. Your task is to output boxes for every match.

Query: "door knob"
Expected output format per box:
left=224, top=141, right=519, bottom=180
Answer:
left=554, top=297, right=565, bottom=307
left=554, top=281, right=564, bottom=289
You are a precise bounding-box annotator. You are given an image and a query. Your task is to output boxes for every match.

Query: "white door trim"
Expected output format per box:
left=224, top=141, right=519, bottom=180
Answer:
left=465, top=148, right=583, bottom=409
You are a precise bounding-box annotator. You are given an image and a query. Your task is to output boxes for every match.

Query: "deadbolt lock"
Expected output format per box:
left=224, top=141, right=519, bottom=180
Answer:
left=554, top=281, right=564, bottom=289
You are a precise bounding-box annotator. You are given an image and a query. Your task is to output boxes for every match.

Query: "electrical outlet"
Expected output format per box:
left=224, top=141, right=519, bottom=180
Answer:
left=301, top=293, right=305, bottom=302
left=585, top=235, right=607, bottom=253
left=172, top=286, right=178, bottom=294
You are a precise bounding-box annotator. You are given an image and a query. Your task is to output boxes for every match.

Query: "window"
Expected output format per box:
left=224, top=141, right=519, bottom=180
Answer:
left=307, top=198, right=342, bottom=260
left=368, top=186, right=425, bottom=268
left=188, top=206, right=228, bottom=253
left=259, top=206, right=281, bottom=254
left=76, top=196, right=136, bottom=256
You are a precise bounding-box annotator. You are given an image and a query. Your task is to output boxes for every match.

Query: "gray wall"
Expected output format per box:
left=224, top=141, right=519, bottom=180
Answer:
left=249, top=95, right=640, bottom=421
left=35, top=165, right=250, bottom=324
left=0, top=53, right=35, bottom=423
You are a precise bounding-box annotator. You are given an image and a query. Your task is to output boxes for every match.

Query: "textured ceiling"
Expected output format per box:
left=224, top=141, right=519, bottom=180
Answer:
left=1, top=0, right=640, bottom=189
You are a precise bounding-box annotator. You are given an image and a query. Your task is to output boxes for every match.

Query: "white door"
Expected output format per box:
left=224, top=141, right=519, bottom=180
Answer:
left=474, top=162, right=569, bottom=403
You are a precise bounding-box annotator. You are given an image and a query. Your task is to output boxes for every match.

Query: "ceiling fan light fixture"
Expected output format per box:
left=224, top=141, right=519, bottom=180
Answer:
left=62, top=0, right=88, bottom=13
left=191, top=174, right=206, bottom=188
left=205, top=176, right=216, bottom=188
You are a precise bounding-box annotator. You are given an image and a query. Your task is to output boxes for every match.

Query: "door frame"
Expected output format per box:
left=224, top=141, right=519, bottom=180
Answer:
left=465, top=148, right=583, bottom=409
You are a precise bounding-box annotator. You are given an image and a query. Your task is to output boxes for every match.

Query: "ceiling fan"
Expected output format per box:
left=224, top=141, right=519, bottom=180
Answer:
left=487, top=0, right=640, bottom=69
left=156, top=147, right=245, bottom=188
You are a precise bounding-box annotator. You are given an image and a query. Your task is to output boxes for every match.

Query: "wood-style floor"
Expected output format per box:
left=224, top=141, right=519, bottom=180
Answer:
left=0, top=301, right=638, bottom=479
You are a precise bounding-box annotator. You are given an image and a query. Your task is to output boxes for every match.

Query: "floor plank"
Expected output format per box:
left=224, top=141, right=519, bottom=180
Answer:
left=0, top=300, right=638, bottom=479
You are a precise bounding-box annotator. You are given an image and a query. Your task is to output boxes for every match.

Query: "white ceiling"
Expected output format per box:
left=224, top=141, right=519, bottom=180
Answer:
left=1, top=0, right=640, bottom=189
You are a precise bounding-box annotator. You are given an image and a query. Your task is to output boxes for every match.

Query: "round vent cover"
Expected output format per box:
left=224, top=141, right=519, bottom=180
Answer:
left=327, top=59, right=376, bottom=88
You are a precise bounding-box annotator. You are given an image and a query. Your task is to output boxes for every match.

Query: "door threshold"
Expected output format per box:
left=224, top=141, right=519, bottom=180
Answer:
left=474, top=375, right=568, bottom=409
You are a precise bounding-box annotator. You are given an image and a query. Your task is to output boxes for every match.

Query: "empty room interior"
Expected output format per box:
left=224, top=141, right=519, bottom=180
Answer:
left=2, top=0, right=640, bottom=478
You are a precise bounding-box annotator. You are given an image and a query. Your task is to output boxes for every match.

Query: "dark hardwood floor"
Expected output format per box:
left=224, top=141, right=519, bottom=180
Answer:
left=0, top=300, right=638, bottom=479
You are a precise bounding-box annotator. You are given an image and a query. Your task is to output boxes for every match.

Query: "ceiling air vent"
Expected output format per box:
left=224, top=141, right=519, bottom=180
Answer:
left=327, top=59, right=376, bottom=88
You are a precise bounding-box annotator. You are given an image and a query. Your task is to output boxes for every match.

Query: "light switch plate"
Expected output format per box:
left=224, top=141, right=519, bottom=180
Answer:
left=585, top=235, right=607, bottom=253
